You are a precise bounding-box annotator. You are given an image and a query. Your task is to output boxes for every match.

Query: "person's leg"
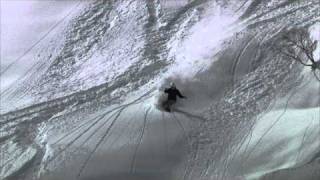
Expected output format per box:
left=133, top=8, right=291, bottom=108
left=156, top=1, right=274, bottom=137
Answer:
left=162, top=101, right=170, bottom=112
left=166, top=100, right=176, bottom=112
left=162, top=100, right=174, bottom=112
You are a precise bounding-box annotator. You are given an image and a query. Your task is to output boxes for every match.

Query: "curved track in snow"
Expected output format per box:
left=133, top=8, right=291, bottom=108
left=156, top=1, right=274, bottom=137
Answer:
left=1, top=0, right=319, bottom=180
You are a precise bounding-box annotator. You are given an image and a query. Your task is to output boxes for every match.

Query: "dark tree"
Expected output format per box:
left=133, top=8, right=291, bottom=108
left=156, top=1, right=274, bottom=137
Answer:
left=275, top=28, right=320, bottom=81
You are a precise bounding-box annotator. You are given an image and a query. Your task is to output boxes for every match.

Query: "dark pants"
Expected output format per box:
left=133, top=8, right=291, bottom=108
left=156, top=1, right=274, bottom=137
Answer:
left=162, top=99, right=176, bottom=112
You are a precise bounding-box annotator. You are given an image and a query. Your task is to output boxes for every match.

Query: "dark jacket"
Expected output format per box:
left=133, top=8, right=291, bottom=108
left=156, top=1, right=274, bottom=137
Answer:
left=164, top=87, right=185, bottom=101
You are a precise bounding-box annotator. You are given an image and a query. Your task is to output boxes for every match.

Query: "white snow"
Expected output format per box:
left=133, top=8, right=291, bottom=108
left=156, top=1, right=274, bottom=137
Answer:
left=237, top=107, right=320, bottom=179
left=0, top=141, right=37, bottom=179
left=167, top=4, right=241, bottom=79
left=1, top=1, right=319, bottom=180
left=0, top=0, right=80, bottom=90
left=310, top=22, right=320, bottom=61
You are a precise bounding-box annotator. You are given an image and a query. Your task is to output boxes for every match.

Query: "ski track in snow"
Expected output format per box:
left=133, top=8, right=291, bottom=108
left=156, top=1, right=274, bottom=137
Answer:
left=0, top=0, right=320, bottom=180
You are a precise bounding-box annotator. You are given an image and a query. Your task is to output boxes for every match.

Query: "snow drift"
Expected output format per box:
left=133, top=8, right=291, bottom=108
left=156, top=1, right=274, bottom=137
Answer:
left=0, top=0, right=319, bottom=180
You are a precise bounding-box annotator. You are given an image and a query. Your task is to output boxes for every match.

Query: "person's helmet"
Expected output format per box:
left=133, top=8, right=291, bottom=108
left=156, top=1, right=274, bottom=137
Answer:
left=170, top=82, right=176, bottom=88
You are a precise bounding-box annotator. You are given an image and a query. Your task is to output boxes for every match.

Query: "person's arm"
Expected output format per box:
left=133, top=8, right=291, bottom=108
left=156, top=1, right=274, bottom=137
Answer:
left=177, top=90, right=186, bottom=98
left=164, top=88, right=169, bottom=93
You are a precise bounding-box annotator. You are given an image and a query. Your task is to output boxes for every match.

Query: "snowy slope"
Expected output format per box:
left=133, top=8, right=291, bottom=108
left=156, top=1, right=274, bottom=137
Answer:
left=0, top=0, right=319, bottom=180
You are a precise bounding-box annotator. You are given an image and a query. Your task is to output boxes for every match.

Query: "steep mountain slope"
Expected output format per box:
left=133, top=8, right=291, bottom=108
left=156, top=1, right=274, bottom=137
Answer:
left=1, top=0, right=319, bottom=180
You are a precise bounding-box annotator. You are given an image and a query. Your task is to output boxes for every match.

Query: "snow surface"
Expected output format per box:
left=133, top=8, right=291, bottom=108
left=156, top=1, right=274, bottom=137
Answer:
left=0, top=0, right=319, bottom=180
left=310, top=23, right=320, bottom=61
left=0, top=0, right=81, bottom=90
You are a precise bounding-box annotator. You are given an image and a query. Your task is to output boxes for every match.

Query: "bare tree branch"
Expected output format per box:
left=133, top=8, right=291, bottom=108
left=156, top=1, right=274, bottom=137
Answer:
left=274, top=28, right=319, bottom=82
left=279, top=49, right=313, bottom=67
left=277, top=28, right=319, bottom=71
left=283, top=32, right=315, bottom=63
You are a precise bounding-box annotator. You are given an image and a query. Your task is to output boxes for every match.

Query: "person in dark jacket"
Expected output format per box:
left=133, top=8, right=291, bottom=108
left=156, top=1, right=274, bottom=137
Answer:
left=163, top=82, right=186, bottom=112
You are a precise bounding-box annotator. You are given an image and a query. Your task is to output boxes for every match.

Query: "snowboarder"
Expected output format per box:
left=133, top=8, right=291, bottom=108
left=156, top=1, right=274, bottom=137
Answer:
left=163, top=82, right=186, bottom=112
